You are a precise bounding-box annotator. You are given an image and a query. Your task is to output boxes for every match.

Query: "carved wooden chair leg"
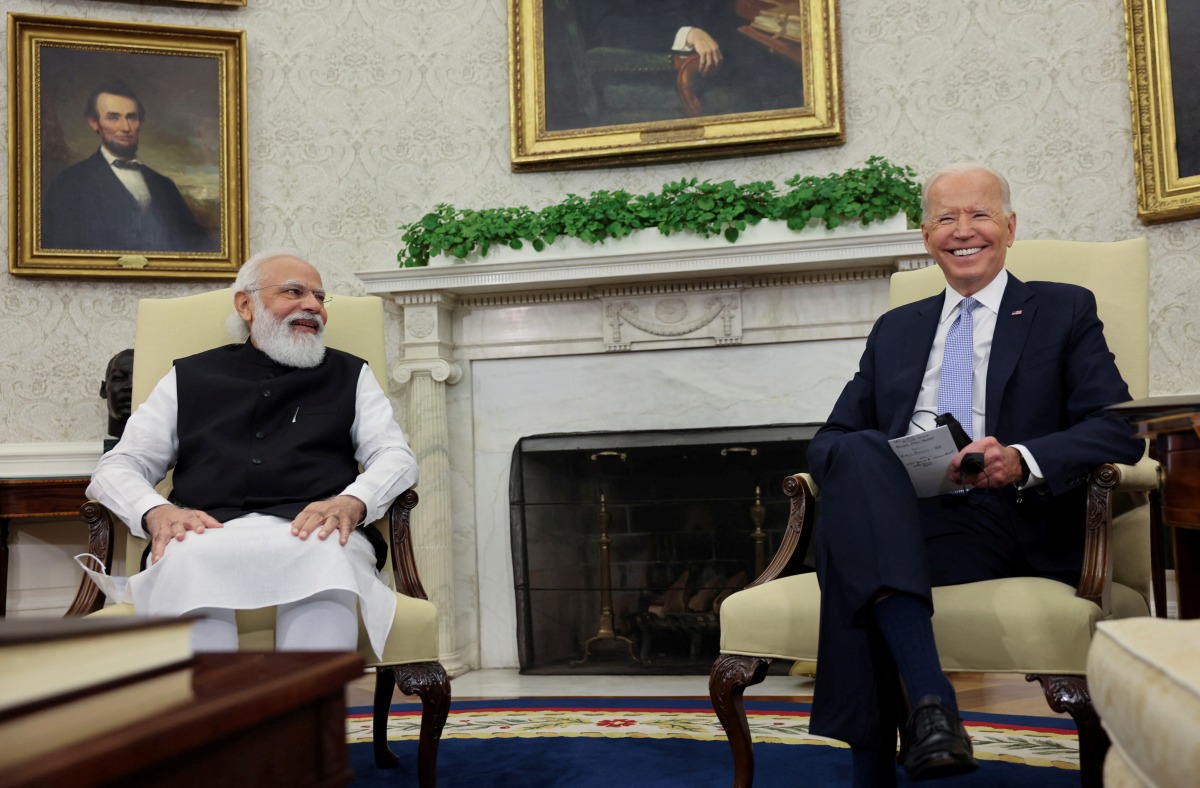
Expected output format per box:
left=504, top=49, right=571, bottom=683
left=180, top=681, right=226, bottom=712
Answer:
left=710, top=654, right=772, bottom=788
left=1027, top=673, right=1109, bottom=788
left=372, top=666, right=402, bottom=769
left=371, top=661, right=451, bottom=787
left=397, top=661, right=451, bottom=788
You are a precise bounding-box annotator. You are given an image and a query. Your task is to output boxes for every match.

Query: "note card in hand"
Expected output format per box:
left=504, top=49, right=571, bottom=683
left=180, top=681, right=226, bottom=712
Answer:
left=888, top=425, right=963, bottom=497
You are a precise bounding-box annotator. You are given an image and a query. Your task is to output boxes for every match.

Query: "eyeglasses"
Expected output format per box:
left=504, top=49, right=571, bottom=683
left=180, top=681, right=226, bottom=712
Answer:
left=245, top=283, right=332, bottom=304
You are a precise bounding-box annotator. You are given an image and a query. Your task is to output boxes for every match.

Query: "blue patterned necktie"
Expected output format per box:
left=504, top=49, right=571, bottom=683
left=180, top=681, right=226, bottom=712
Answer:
left=938, top=296, right=979, bottom=440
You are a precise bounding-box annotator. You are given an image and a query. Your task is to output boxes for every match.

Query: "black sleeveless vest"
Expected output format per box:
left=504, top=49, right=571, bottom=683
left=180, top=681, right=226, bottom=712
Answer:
left=172, top=343, right=362, bottom=522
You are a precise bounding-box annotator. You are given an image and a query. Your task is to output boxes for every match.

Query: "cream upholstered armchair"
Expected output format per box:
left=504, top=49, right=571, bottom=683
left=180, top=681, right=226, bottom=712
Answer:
left=68, top=288, right=449, bottom=788
left=709, top=238, right=1160, bottom=788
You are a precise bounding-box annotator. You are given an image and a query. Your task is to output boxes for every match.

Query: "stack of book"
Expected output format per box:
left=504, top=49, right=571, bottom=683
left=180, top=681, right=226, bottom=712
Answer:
left=750, top=1, right=804, bottom=41
left=0, top=616, right=196, bottom=771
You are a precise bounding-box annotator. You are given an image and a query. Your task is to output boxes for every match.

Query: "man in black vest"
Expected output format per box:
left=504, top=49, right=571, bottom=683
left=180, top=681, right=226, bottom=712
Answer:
left=86, top=250, right=418, bottom=655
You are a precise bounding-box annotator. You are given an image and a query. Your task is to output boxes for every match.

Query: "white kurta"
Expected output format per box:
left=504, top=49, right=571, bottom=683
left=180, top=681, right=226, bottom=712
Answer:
left=84, top=363, right=419, bottom=659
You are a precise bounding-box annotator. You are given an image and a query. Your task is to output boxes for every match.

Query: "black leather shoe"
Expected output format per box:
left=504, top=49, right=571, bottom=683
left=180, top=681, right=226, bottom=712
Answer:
left=901, top=695, right=978, bottom=780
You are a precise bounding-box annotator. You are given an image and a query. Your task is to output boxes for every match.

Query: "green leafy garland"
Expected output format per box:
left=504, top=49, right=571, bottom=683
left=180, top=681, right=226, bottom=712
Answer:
left=397, top=156, right=921, bottom=268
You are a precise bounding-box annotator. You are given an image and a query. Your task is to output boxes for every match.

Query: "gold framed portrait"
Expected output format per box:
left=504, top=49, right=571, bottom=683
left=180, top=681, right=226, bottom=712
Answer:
left=1125, top=0, right=1200, bottom=222
left=508, top=0, right=843, bottom=172
left=7, top=14, right=248, bottom=278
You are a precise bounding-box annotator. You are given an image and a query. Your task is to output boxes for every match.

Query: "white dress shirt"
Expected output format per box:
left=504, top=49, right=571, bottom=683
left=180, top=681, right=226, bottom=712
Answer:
left=906, top=270, right=1043, bottom=487
left=99, top=146, right=152, bottom=210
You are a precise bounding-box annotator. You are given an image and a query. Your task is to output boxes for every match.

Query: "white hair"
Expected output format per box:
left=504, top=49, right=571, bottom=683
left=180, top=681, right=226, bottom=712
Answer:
left=920, top=162, right=1013, bottom=223
left=225, top=247, right=309, bottom=340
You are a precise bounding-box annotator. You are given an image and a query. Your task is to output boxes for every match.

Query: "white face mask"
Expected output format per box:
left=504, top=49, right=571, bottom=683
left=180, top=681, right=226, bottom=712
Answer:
left=74, top=553, right=135, bottom=604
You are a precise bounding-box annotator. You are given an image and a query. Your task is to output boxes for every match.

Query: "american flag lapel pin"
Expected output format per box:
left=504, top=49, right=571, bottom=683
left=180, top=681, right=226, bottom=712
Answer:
left=1011, top=309, right=1023, bottom=316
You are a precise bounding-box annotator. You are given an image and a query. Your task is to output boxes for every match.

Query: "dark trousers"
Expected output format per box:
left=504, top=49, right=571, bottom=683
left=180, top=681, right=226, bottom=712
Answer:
left=808, top=430, right=1077, bottom=748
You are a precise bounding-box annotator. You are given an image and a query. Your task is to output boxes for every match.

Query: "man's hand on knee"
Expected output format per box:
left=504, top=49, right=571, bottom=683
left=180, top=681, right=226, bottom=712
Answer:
left=291, top=495, right=366, bottom=545
left=144, top=504, right=223, bottom=564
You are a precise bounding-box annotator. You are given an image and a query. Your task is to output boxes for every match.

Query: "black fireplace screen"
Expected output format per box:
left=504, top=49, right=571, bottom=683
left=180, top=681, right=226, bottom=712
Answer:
left=509, top=423, right=819, bottom=674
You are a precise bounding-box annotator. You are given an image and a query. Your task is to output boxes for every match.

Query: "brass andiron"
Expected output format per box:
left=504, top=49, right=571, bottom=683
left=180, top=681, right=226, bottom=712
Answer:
left=572, top=492, right=641, bottom=667
left=750, top=485, right=767, bottom=578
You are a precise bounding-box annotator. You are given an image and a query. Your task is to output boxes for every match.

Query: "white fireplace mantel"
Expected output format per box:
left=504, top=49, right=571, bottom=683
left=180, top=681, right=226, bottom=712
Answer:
left=357, top=216, right=928, bottom=300
left=355, top=218, right=932, bottom=671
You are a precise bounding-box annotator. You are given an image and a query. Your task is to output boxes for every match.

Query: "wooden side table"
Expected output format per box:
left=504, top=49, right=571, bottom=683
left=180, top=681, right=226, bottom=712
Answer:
left=0, top=651, right=364, bottom=787
left=0, top=476, right=92, bottom=618
left=1109, top=395, right=1200, bottom=618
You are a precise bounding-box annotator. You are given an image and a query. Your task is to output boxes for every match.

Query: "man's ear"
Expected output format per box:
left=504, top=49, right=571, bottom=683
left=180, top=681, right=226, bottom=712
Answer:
left=234, top=291, right=254, bottom=324
left=87, top=117, right=101, bottom=134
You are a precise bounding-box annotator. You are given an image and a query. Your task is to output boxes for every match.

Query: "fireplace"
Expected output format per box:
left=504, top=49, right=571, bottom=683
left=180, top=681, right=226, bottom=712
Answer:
left=357, top=220, right=929, bottom=673
left=509, top=424, right=817, bottom=673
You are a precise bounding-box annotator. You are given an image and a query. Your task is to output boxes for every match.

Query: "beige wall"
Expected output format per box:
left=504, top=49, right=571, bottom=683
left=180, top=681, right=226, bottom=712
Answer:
left=2, top=0, right=1196, bottom=441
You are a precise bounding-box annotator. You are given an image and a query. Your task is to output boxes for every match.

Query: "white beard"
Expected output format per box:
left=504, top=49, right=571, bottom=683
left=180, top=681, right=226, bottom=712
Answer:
left=250, top=296, right=327, bottom=369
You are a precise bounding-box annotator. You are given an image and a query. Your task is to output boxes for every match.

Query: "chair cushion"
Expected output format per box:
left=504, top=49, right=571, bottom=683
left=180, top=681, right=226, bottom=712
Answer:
left=1109, top=502, right=1152, bottom=605
left=719, top=573, right=1149, bottom=674
left=90, top=590, right=439, bottom=666
left=364, top=593, right=441, bottom=666
left=1089, top=618, right=1200, bottom=788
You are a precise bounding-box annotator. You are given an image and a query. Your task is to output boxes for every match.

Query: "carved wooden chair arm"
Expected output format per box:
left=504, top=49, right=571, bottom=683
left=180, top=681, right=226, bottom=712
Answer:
left=671, top=53, right=703, bottom=116
left=745, top=473, right=819, bottom=590
left=388, top=488, right=428, bottom=600
left=1076, top=456, right=1162, bottom=612
left=1103, top=456, right=1161, bottom=491
left=66, top=500, right=118, bottom=616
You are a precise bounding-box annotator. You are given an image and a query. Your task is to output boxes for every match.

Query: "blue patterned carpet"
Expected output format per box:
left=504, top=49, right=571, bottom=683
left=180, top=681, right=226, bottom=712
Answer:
left=346, top=697, right=1079, bottom=787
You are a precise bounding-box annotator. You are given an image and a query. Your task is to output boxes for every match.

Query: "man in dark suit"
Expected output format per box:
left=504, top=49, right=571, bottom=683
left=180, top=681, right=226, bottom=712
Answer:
left=806, top=163, right=1144, bottom=785
left=42, top=81, right=214, bottom=253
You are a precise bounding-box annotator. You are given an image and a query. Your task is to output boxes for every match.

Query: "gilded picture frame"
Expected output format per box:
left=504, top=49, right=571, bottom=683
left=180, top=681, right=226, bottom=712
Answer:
left=1125, top=0, right=1200, bottom=222
left=508, top=0, right=843, bottom=172
left=7, top=14, right=248, bottom=278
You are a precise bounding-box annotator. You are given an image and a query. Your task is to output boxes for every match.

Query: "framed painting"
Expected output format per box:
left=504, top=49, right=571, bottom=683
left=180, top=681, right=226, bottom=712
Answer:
left=1125, top=0, right=1200, bottom=222
left=508, top=0, right=843, bottom=172
left=7, top=14, right=248, bottom=278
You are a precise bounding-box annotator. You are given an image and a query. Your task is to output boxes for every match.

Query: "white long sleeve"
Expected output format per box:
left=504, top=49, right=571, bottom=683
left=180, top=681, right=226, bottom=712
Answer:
left=86, top=364, right=419, bottom=537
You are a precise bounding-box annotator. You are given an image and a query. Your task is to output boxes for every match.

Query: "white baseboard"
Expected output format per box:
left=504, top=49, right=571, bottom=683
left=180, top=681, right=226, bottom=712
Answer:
left=0, top=441, right=104, bottom=477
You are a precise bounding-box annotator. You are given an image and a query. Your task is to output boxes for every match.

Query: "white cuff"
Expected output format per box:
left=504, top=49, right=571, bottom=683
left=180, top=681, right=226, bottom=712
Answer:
left=1010, top=444, right=1043, bottom=489
left=672, top=26, right=694, bottom=52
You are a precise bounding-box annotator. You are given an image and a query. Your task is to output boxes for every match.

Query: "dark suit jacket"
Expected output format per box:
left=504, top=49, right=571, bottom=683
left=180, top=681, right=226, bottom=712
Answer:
left=809, top=273, right=1144, bottom=538
left=42, top=150, right=215, bottom=253
left=804, top=273, right=1145, bottom=747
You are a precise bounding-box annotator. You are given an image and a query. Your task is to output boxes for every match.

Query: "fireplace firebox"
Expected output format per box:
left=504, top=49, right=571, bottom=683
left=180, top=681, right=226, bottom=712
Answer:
left=509, top=424, right=818, bottom=674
